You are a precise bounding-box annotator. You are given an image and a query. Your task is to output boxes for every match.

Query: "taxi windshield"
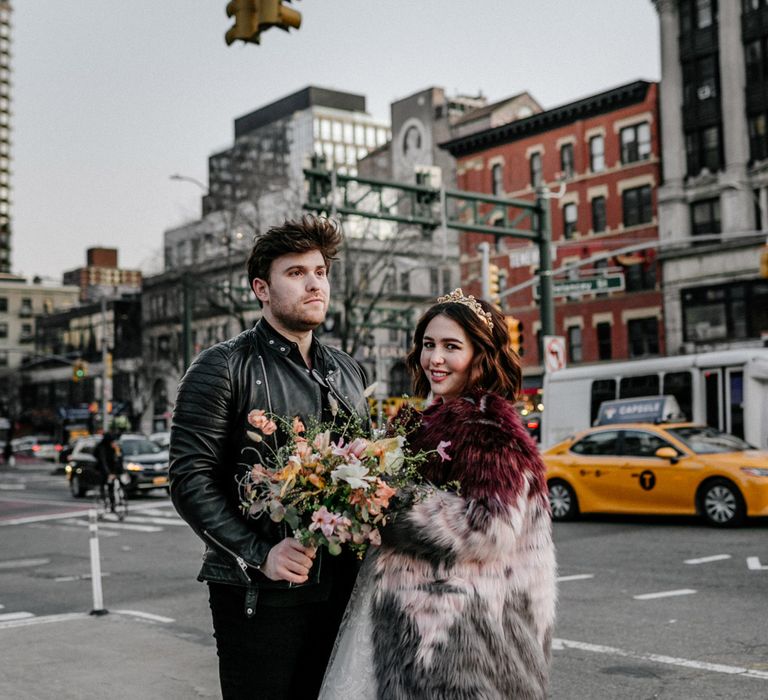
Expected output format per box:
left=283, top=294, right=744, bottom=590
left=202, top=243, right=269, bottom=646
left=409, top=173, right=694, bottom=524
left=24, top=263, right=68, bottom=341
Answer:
left=120, top=438, right=162, bottom=456
left=667, top=426, right=753, bottom=454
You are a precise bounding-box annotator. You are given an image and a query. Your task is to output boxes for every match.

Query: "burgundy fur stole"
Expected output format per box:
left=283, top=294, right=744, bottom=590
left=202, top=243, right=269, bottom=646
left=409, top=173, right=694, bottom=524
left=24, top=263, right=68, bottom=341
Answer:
left=403, top=392, right=547, bottom=510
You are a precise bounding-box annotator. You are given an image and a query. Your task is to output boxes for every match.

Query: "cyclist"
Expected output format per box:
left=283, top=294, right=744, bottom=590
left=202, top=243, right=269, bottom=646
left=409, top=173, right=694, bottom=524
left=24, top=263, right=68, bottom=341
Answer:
left=94, top=432, right=123, bottom=513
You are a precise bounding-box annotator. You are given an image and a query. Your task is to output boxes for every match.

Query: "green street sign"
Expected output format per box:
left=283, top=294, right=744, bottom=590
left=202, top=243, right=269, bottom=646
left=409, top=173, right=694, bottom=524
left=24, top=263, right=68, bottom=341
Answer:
left=535, top=274, right=625, bottom=299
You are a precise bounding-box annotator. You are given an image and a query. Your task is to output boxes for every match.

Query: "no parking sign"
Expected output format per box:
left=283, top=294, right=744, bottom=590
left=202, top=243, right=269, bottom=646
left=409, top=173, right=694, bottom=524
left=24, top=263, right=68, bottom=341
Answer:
left=543, top=335, right=566, bottom=373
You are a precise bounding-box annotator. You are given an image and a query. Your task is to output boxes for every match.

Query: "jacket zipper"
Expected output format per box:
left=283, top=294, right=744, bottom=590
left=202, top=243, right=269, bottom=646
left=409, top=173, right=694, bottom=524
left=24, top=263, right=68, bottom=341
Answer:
left=202, top=529, right=253, bottom=585
left=257, top=355, right=279, bottom=452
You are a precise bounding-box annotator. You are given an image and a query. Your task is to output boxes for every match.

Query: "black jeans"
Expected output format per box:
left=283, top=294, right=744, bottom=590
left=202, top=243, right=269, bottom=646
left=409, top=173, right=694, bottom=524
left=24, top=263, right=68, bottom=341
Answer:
left=208, top=583, right=349, bottom=700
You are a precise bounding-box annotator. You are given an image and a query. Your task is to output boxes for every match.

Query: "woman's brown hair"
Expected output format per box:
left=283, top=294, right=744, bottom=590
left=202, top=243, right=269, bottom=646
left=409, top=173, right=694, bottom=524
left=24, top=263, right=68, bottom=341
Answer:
left=405, top=298, right=522, bottom=401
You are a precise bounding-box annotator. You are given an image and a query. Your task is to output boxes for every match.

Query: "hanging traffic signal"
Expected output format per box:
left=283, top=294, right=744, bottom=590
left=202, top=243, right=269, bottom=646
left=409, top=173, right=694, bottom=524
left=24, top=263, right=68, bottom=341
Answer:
left=506, top=317, right=524, bottom=356
left=72, top=360, right=88, bottom=383
left=760, top=245, right=768, bottom=278
left=488, top=264, right=501, bottom=308
left=260, top=0, right=302, bottom=32
left=225, top=0, right=260, bottom=45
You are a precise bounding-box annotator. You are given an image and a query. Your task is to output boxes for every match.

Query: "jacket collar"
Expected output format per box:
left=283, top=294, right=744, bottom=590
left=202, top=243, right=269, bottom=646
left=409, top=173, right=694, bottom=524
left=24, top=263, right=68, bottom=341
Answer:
left=254, top=319, right=336, bottom=372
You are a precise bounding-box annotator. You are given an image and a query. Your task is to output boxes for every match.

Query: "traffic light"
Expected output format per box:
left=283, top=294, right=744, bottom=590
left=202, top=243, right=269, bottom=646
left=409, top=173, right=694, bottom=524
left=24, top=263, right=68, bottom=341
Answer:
left=72, top=360, right=88, bottom=383
left=761, top=245, right=768, bottom=278
left=506, top=317, right=524, bottom=356
left=488, top=263, right=501, bottom=308
left=225, top=0, right=260, bottom=45
left=260, top=0, right=302, bottom=32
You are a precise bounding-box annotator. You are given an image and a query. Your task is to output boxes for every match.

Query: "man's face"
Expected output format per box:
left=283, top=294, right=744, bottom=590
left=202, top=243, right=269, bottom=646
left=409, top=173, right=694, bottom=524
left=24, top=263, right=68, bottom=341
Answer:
left=252, top=249, right=330, bottom=333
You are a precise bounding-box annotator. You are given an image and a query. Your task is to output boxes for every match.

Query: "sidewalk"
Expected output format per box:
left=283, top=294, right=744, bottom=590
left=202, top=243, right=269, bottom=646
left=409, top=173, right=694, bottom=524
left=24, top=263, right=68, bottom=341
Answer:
left=0, top=610, right=220, bottom=699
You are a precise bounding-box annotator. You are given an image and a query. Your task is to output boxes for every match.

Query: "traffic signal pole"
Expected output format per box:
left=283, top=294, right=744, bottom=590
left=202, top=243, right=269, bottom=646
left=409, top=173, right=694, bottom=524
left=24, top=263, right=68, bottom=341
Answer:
left=304, top=161, right=555, bottom=337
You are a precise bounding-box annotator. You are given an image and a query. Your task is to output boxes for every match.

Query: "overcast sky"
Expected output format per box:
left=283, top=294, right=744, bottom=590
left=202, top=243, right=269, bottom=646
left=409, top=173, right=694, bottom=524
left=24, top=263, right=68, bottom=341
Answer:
left=13, top=1, right=660, bottom=281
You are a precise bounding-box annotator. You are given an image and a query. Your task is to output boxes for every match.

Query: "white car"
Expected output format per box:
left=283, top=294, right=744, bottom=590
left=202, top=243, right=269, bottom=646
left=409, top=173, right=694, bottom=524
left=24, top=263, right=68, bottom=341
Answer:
left=149, top=431, right=170, bottom=449
left=11, top=435, right=63, bottom=461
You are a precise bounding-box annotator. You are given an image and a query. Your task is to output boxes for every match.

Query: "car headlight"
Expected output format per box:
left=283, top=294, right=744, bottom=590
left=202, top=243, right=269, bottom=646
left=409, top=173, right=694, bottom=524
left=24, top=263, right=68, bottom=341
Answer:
left=741, top=467, right=768, bottom=477
left=64, top=464, right=72, bottom=474
left=125, top=462, right=144, bottom=472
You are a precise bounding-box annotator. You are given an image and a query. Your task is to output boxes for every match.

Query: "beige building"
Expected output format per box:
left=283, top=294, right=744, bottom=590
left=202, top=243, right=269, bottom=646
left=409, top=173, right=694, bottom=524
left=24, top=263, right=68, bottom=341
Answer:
left=0, top=273, right=79, bottom=405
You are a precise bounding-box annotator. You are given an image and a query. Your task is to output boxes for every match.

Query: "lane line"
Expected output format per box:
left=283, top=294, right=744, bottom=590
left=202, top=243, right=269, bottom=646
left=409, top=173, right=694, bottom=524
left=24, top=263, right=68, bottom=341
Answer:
left=114, top=609, right=174, bottom=623
left=633, top=589, right=697, bottom=600
left=68, top=520, right=163, bottom=533
left=554, top=638, right=768, bottom=681
left=0, top=612, right=88, bottom=630
left=0, top=558, right=51, bottom=570
left=0, top=484, right=26, bottom=490
left=122, top=515, right=187, bottom=526
left=685, top=554, right=731, bottom=565
left=0, top=612, right=34, bottom=622
left=557, top=574, right=594, bottom=582
left=747, top=556, right=768, bottom=571
left=0, top=511, right=91, bottom=526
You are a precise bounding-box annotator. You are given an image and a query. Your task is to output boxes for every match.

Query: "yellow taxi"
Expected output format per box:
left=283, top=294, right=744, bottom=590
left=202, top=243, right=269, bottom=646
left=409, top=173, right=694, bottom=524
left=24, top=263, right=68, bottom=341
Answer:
left=543, top=416, right=768, bottom=527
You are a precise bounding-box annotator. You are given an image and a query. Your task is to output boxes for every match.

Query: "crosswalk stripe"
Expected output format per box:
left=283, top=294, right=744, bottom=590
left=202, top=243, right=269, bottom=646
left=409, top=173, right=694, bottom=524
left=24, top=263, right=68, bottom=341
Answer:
left=68, top=519, right=163, bottom=533
left=122, top=515, right=186, bottom=526
left=0, top=612, right=34, bottom=622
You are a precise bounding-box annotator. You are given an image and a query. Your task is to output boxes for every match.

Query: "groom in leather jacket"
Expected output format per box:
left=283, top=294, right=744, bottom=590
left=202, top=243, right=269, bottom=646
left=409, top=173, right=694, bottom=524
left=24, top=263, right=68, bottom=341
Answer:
left=169, top=215, right=370, bottom=700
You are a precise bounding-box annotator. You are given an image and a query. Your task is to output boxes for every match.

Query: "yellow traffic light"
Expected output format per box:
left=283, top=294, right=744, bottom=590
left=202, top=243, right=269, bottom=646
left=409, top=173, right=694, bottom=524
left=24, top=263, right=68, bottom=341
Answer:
left=488, top=263, right=501, bottom=308
left=506, top=317, right=524, bottom=357
left=260, top=0, right=302, bottom=31
left=105, top=351, right=113, bottom=379
left=760, top=245, right=768, bottom=278
left=225, top=0, right=260, bottom=45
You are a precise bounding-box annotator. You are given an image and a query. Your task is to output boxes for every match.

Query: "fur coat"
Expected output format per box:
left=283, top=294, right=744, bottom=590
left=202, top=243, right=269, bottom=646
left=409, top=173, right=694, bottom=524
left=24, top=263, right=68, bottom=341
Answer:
left=372, top=392, right=557, bottom=700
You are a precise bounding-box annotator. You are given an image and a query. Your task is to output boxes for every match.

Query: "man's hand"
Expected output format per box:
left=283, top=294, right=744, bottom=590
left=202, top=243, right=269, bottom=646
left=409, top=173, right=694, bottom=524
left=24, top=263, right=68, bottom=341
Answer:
left=261, top=538, right=317, bottom=584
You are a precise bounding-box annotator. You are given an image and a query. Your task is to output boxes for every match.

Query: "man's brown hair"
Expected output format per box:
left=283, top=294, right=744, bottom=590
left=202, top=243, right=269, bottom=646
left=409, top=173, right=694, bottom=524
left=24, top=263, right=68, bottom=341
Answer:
left=246, top=215, right=342, bottom=286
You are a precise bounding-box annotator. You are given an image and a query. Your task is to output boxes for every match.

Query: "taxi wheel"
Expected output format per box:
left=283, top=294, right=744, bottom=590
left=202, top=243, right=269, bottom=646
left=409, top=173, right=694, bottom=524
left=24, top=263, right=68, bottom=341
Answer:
left=548, top=479, right=578, bottom=521
left=698, top=478, right=746, bottom=528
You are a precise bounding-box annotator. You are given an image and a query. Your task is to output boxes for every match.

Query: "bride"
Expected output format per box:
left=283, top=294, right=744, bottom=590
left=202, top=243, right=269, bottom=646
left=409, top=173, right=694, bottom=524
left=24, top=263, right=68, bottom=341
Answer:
left=320, top=290, right=557, bottom=699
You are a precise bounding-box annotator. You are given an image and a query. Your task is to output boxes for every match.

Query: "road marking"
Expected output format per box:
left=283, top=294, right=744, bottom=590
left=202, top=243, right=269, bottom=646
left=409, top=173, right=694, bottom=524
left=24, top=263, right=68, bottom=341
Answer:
left=747, top=557, right=768, bottom=571
left=553, top=638, right=768, bottom=681
left=54, top=573, right=110, bottom=582
left=0, top=612, right=34, bottom=622
left=122, top=515, right=187, bottom=526
left=633, top=589, right=697, bottom=600
left=0, top=511, right=90, bottom=526
left=0, top=558, right=51, bottom=570
left=557, top=574, right=595, bottom=582
left=0, top=484, right=25, bottom=490
left=114, top=609, right=174, bottom=623
left=0, top=612, right=88, bottom=630
left=69, top=520, right=163, bottom=533
left=685, top=554, right=731, bottom=565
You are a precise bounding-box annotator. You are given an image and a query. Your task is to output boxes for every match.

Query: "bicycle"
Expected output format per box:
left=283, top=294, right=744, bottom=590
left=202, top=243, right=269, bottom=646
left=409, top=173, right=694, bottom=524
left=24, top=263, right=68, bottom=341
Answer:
left=96, top=474, right=128, bottom=521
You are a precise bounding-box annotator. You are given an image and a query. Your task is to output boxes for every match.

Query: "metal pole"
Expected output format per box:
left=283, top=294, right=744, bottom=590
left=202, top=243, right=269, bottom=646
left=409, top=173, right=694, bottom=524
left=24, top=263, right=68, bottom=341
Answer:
left=478, top=241, right=491, bottom=300
left=100, top=297, right=108, bottom=433
left=88, top=509, right=108, bottom=615
left=182, top=275, right=193, bottom=372
left=536, top=191, right=555, bottom=337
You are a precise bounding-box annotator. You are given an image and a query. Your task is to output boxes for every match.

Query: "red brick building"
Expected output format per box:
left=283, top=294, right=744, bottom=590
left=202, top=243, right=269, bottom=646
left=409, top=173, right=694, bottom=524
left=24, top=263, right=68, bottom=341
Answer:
left=441, top=80, right=663, bottom=395
left=63, top=247, right=142, bottom=303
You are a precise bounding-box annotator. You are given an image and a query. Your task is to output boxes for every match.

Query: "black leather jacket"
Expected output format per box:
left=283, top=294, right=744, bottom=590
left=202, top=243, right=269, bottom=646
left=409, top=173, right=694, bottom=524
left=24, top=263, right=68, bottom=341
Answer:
left=169, top=320, right=369, bottom=607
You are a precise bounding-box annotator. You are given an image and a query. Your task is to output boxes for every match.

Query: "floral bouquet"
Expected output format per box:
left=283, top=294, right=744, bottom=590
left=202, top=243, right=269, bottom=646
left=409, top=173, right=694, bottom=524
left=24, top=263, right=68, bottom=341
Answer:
left=239, top=407, right=438, bottom=558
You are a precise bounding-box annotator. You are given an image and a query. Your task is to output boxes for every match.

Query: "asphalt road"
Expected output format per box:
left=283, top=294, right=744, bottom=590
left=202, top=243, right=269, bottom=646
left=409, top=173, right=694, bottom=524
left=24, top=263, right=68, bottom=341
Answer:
left=1, top=460, right=767, bottom=699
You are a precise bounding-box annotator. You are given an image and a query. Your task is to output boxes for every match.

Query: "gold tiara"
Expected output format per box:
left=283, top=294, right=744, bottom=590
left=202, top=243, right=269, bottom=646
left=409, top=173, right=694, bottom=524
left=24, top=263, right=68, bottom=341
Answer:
left=436, top=288, right=494, bottom=330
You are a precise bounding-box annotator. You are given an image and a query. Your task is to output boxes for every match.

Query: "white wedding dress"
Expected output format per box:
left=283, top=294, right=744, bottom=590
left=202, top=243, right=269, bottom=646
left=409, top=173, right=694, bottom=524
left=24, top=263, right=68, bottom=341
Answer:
left=318, top=551, right=379, bottom=699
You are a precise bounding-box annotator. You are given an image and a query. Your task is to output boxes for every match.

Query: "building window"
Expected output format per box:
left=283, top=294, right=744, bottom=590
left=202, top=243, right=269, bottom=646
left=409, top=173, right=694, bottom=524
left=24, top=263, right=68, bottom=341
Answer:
left=624, top=261, right=657, bottom=292
left=491, top=163, right=503, bottom=195
left=691, top=198, right=721, bottom=240
left=529, top=152, right=542, bottom=188
left=596, top=322, right=612, bottom=360
left=0, top=296, right=6, bottom=312
left=622, top=185, right=653, bottom=227
left=560, top=143, right=574, bottom=179
left=628, top=318, right=660, bottom=358
left=685, top=125, right=721, bottom=175
left=430, top=268, right=440, bottom=295
left=0, top=321, right=7, bottom=338
left=563, top=203, right=578, bottom=239
left=696, top=0, right=714, bottom=27
left=682, top=280, right=768, bottom=342
left=399, top=270, right=410, bottom=294
left=567, top=326, right=583, bottom=363
left=620, top=123, right=651, bottom=164
left=591, top=196, right=607, bottom=233
left=589, top=135, right=605, bottom=172
left=0, top=350, right=7, bottom=367
left=748, top=114, right=767, bottom=163
left=20, top=298, right=33, bottom=317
